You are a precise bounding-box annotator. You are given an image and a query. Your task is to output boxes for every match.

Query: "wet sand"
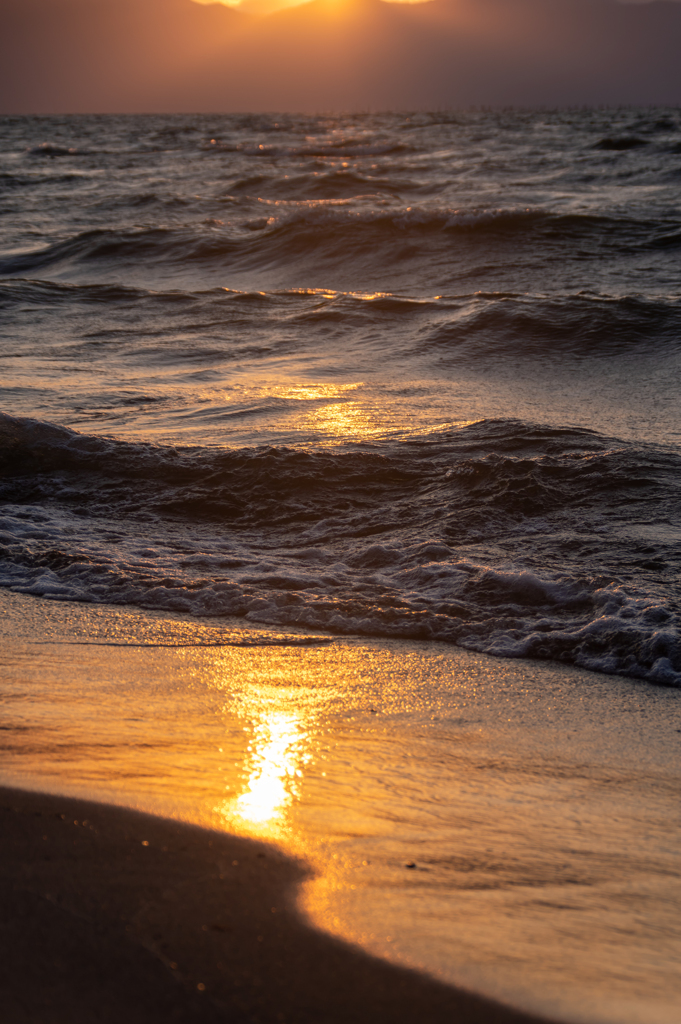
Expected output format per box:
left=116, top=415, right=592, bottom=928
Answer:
left=0, top=785, right=549, bottom=1024
left=2, top=589, right=680, bottom=1024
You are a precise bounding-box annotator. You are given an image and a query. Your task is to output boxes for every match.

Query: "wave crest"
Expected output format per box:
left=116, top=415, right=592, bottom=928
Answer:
left=1, top=414, right=679, bottom=687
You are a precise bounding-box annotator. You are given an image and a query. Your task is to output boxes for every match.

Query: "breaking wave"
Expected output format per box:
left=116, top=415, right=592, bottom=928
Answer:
left=1, top=413, right=679, bottom=687
left=1, top=206, right=673, bottom=283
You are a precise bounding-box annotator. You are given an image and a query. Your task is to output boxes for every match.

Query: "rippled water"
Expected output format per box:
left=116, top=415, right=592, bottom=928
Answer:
left=1, top=108, right=681, bottom=685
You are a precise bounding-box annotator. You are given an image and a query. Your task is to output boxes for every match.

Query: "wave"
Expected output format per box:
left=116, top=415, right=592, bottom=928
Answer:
left=0, top=277, right=154, bottom=308
left=222, top=168, right=413, bottom=201
left=0, top=229, right=180, bottom=277
left=594, top=136, right=649, bottom=151
left=1, top=205, right=671, bottom=282
left=2, top=277, right=676, bottom=363
left=1, top=413, right=679, bottom=687
left=26, top=143, right=83, bottom=158
left=201, top=137, right=415, bottom=159
left=419, top=292, right=681, bottom=356
left=0, top=171, right=90, bottom=192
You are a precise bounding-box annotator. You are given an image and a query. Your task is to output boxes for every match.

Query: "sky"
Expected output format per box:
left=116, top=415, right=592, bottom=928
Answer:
left=1, top=0, right=680, bottom=113
left=196, top=0, right=666, bottom=12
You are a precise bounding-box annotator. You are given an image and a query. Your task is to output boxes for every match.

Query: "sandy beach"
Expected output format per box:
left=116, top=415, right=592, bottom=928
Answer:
left=2, top=588, right=681, bottom=1024
left=0, top=784, right=552, bottom=1024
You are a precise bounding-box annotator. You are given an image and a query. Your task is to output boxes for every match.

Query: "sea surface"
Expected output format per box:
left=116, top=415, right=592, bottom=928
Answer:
left=3, top=110, right=681, bottom=1024
left=1, top=108, right=681, bottom=685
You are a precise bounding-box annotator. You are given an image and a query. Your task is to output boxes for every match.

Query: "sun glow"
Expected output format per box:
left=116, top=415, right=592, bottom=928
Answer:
left=191, top=0, right=315, bottom=13
left=265, top=382, right=363, bottom=401
left=192, top=0, right=431, bottom=10
left=304, top=400, right=383, bottom=437
left=233, top=709, right=309, bottom=827
left=214, top=677, right=321, bottom=839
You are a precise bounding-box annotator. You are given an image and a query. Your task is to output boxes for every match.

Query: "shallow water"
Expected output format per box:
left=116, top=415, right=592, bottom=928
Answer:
left=2, top=590, right=680, bottom=1024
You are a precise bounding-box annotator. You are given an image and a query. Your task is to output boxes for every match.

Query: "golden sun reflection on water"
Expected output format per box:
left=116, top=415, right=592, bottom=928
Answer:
left=246, top=381, right=390, bottom=437
left=214, top=682, right=319, bottom=840
left=233, top=710, right=308, bottom=830
left=259, top=381, right=363, bottom=401
left=304, top=400, right=383, bottom=437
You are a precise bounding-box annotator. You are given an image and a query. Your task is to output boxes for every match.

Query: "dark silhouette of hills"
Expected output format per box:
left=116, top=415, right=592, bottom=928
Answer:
left=1, top=0, right=680, bottom=112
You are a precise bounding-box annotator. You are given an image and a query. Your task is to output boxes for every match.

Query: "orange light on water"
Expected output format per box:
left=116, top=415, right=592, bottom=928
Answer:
left=213, top=674, right=323, bottom=839
left=233, top=709, right=309, bottom=827
left=268, top=382, right=363, bottom=401
left=304, top=400, right=381, bottom=437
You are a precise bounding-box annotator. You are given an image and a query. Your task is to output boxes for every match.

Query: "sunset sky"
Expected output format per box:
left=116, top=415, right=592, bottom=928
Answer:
left=1, top=0, right=681, bottom=113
